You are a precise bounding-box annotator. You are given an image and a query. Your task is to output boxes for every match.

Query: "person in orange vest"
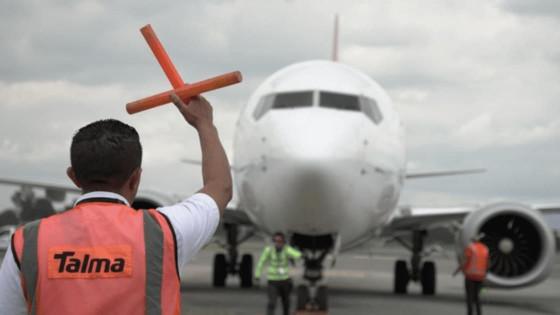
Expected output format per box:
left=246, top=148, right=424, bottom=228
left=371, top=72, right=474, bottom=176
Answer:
left=454, top=234, right=489, bottom=315
left=0, top=94, right=232, bottom=315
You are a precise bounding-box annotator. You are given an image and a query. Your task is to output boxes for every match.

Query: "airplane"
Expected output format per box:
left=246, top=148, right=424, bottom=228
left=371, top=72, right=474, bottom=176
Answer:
left=1, top=16, right=560, bottom=312
left=216, top=61, right=559, bottom=309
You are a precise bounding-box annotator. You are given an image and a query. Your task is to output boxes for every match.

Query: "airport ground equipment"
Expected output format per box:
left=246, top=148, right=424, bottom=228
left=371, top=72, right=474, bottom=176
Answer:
left=126, top=24, right=242, bottom=114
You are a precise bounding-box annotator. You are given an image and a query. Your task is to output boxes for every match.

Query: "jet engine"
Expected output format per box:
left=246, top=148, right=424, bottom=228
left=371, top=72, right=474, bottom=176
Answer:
left=132, top=190, right=179, bottom=210
left=459, top=202, right=556, bottom=288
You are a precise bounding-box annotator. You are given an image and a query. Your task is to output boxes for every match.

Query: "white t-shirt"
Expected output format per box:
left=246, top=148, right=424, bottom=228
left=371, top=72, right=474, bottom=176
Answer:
left=0, top=191, right=220, bottom=315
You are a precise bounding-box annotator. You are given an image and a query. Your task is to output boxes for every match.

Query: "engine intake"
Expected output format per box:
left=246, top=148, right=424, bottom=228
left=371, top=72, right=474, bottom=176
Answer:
left=131, top=190, right=178, bottom=210
left=459, top=202, right=555, bottom=288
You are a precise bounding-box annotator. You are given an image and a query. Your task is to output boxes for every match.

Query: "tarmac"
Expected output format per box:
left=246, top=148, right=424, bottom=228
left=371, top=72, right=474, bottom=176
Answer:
left=1, top=240, right=558, bottom=314
left=179, top=240, right=560, bottom=315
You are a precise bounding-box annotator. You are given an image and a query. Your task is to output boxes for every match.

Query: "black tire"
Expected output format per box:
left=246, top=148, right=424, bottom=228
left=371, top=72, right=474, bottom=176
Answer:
left=213, top=253, right=227, bottom=287
left=394, top=260, right=409, bottom=294
left=421, top=261, right=436, bottom=295
left=316, top=285, right=328, bottom=311
left=296, top=285, right=310, bottom=310
left=239, top=254, right=253, bottom=288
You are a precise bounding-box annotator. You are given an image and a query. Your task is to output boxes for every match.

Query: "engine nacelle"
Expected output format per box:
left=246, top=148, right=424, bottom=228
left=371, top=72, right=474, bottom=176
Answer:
left=132, top=190, right=180, bottom=210
left=459, top=202, right=556, bottom=288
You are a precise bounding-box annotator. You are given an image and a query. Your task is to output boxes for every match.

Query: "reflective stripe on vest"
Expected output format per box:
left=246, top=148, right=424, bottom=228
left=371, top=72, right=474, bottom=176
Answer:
left=21, top=220, right=40, bottom=315
left=14, top=203, right=180, bottom=315
left=143, top=210, right=163, bottom=315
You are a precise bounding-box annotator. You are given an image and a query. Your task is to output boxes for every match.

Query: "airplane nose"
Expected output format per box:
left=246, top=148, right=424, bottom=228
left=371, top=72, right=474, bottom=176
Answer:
left=268, top=110, right=365, bottom=161
left=272, top=160, right=348, bottom=233
left=250, top=109, right=386, bottom=235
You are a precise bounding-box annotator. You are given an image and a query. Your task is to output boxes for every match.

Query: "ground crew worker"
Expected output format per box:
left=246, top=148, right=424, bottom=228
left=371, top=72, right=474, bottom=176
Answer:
left=0, top=94, right=232, bottom=315
left=254, top=232, right=302, bottom=315
left=454, top=234, right=489, bottom=315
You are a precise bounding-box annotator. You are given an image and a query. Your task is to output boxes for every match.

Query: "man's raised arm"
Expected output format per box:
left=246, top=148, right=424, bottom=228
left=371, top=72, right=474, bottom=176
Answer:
left=171, top=94, right=232, bottom=215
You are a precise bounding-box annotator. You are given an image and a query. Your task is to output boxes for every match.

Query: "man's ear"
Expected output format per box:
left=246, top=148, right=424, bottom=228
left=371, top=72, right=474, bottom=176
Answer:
left=66, top=167, right=82, bottom=188
left=128, top=167, right=142, bottom=193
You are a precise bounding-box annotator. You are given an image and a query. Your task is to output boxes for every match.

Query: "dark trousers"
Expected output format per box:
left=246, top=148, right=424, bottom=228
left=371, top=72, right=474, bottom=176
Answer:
left=465, top=279, right=483, bottom=315
left=267, top=279, right=292, bottom=315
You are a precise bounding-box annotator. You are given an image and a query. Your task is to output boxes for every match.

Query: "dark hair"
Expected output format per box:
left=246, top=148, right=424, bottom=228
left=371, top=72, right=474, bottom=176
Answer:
left=273, top=231, right=285, bottom=241
left=70, top=119, right=142, bottom=189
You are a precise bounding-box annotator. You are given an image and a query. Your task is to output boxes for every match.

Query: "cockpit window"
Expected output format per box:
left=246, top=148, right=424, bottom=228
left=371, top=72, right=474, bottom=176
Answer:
left=253, top=91, right=313, bottom=120
left=272, top=91, right=313, bottom=109
left=252, top=90, right=384, bottom=124
left=253, top=95, right=275, bottom=120
left=360, top=97, right=383, bottom=124
left=319, top=91, right=360, bottom=111
left=318, top=91, right=383, bottom=124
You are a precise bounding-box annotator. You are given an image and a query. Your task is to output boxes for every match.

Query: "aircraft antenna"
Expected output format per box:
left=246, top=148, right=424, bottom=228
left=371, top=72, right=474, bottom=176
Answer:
left=332, top=14, right=339, bottom=62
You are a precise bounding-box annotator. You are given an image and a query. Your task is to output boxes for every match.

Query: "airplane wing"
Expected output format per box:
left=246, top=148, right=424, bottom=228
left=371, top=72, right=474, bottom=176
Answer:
left=182, top=158, right=247, bottom=173
left=223, top=208, right=254, bottom=226
left=385, top=205, right=475, bottom=232
left=180, top=158, right=202, bottom=166
left=0, top=177, right=257, bottom=222
left=180, top=159, right=253, bottom=226
left=223, top=199, right=254, bottom=226
left=385, top=203, right=560, bottom=234
left=0, top=177, right=80, bottom=193
left=0, top=177, right=81, bottom=203
left=405, top=168, right=486, bottom=179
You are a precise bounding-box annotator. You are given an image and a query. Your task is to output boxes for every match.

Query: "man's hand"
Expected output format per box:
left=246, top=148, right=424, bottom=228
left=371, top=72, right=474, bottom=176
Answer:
left=170, top=94, right=213, bottom=129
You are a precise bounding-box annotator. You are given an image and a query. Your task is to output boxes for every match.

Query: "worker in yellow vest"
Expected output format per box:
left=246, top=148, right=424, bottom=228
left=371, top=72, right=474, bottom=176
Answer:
left=0, top=94, right=232, bottom=315
left=255, top=232, right=302, bottom=315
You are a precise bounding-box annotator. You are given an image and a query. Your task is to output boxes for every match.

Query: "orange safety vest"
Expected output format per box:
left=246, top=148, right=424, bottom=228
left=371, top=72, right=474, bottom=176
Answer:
left=11, top=199, right=181, bottom=315
left=463, top=242, right=489, bottom=281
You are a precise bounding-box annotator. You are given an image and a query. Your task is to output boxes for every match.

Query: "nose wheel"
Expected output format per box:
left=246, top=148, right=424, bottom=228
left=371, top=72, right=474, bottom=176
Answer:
left=296, top=285, right=311, bottom=310
left=296, top=284, right=328, bottom=312
left=296, top=249, right=330, bottom=312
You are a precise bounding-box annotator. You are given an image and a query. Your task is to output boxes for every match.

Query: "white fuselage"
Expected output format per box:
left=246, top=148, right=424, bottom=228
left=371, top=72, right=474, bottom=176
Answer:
left=233, top=60, right=406, bottom=249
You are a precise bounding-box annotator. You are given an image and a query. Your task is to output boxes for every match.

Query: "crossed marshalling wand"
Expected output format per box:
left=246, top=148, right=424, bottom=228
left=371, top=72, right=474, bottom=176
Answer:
left=126, top=24, right=242, bottom=115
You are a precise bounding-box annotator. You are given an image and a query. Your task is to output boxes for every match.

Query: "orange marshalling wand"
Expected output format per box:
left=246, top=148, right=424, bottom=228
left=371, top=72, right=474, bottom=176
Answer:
left=126, top=71, right=242, bottom=114
left=140, top=24, right=185, bottom=89
left=126, top=24, right=242, bottom=115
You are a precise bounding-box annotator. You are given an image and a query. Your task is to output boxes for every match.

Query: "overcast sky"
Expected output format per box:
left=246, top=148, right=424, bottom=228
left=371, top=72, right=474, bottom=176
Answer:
left=0, top=0, right=559, bottom=211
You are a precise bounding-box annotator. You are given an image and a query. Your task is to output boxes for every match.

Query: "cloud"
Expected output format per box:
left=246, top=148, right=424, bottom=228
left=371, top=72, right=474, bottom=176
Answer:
left=0, top=80, right=131, bottom=162
left=500, top=0, right=560, bottom=18
left=452, top=114, right=560, bottom=150
left=0, top=0, right=559, bottom=209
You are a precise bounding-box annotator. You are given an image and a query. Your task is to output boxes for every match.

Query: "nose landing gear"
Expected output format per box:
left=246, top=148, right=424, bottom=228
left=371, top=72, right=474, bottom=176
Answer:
left=291, top=233, right=335, bottom=313
left=296, top=250, right=329, bottom=312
